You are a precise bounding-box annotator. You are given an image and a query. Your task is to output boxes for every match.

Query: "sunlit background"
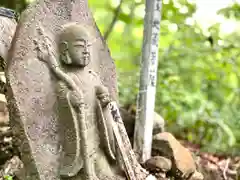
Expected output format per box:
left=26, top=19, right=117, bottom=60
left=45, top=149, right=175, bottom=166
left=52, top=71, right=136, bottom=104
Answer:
left=90, top=0, right=240, bottom=155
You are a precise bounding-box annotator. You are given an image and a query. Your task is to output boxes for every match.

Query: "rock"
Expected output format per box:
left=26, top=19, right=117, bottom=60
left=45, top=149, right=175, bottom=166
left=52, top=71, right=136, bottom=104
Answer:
left=152, top=132, right=196, bottom=179
left=144, top=156, right=172, bottom=173
left=0, top=93, right=7, bottom=113
left=189, top=171, right=204, bottom=180
left=0, top=113, right=8, bottom=126
left=119, top=107, right=135, bottom=139
left=0, top=72, right=6, bottom=83
left=0, top=156, right=24, bottom=179
left=152, top=112, right=165, bottom=135
left=120, top=108, right=165, bottom=140
left=0, top=94, right=8, bottom=127
left=0, top=75, right=6, bottom=94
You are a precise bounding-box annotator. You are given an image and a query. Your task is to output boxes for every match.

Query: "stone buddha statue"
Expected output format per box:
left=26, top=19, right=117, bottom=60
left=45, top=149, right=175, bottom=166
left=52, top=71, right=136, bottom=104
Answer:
left=36, top=23, right=123, bottom=180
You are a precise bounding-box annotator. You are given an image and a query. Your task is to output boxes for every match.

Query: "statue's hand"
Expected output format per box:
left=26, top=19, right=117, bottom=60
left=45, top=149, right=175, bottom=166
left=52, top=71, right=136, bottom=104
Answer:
left=95, top=85, right=111, bottom=107
left=69, top=90, right=84, bottom=109
left=33, top=39, right=59, bottom=71
left=33, top=39, right=50, bottom=63
left=99, top=94, right=110, bottom=107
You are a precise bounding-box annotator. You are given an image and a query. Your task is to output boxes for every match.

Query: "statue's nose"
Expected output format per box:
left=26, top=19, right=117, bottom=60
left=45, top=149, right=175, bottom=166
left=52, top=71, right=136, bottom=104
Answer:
left=82, top=51, right=90, bottom=57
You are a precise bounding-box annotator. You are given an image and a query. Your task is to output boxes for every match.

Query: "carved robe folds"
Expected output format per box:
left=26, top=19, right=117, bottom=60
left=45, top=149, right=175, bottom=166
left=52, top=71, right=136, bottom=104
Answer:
left=57, top=68, right=123, bottom=180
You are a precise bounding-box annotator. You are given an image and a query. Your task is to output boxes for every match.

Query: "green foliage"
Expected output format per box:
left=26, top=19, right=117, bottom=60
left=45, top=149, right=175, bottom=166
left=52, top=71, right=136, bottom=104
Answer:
left=89, top=0, right=240, bottom=154
left=0, top=0, right=27, bottom=13
left=1, top=0, right=240, bottom=155
left=4, top=175, right=13, bottom=180
left=218, top=2, right=240, bottom=19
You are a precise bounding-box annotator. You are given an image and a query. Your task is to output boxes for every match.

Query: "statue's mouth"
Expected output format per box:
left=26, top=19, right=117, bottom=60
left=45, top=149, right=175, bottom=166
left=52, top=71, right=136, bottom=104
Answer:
left=83, top=56, right=89, bottom=61
left=83, top=53, right=90, bottom=60
left=82, top=56, right=90, bottom=65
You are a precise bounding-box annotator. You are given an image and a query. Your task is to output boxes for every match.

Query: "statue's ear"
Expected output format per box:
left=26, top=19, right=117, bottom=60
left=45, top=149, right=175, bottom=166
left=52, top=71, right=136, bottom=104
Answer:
left=59, top=41, right=72, bottom=64
left=59, top=41, right=68, bottom=53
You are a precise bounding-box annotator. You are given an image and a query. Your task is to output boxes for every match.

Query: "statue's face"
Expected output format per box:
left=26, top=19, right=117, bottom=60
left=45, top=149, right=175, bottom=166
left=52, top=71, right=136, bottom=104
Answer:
left=67, top=38, right=91, bottom=67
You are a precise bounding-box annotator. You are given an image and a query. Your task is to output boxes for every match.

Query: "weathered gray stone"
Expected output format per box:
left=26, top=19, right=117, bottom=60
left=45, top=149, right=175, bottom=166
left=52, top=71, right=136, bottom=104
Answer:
left=33, top=22, right=124, bottom=179
left=5, top=0, right=118, bottom=179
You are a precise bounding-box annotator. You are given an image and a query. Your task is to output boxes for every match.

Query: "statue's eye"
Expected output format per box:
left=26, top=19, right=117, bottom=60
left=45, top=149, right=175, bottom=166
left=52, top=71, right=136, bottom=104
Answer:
left=72, top=43, right=84, bottom=47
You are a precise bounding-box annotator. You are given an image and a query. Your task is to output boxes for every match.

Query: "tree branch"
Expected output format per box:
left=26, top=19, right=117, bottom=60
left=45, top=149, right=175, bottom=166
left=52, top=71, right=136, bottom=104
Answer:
left=104, top=0, right=124, bottom=40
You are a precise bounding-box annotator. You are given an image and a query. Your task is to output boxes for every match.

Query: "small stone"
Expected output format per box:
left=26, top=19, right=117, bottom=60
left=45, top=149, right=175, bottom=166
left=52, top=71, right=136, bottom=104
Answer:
left=0, top=72, right=6, bottom=83
left=0, top=94, right=7, bottom=112
left=2, top=156, right=24, bottom=177
left=146, top=174, right=158, bottom=180
left=152, top=112, right=165, bottom=135
left=189, top=171, right=204, bottom=180
left=144, top=156, right=172, bottom=172
left=152, top=132, right=196, bottom=179
left=156, top=171, right=166, bottom=178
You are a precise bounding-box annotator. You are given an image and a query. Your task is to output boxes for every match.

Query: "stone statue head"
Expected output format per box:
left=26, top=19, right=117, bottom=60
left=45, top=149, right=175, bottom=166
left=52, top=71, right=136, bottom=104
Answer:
left=58, top=23, right=95, bottom=67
